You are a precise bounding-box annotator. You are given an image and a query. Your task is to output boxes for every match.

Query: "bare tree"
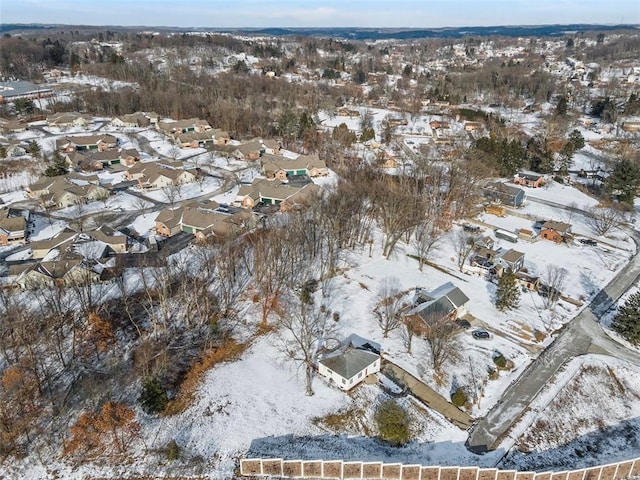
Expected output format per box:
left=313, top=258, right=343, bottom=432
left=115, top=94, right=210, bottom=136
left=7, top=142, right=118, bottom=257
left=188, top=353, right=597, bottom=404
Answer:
left=452, top=230, right=477, bottom=272
left=542, top=265, right=568, bottom=310
left=276, top=294, right=338, bottom=396
left=399, top=319, right=416, bottom=354
left=161, top=184, right=180, bottom=208
left=586, top=205, right=624, bottom=236
left=372, top=276, right=404, bottom=338
left=412, top=219, right=442, bottom=271
left=169, top=144, right=181, bottom=161
left=133, top=196, right=150, bottom=217
left=421, top=313, right=459, bottom=373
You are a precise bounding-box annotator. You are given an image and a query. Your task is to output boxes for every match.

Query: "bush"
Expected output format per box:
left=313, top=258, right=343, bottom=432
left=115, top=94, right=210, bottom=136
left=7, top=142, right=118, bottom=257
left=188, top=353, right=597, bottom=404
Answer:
left=164, top=439, right=181, bottom=461
left=451, top=388, right=467, bottom=407
left=493, top=353, right=507, bottom=369
left=139, top=377, right=169, bottom=415
left=374, top=399, right=411, bottom=446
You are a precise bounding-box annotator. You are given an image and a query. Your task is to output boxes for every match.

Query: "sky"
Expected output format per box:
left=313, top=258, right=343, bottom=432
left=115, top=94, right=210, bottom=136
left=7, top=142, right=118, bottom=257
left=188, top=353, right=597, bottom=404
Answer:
left=2, top=0, right=639, bottom=28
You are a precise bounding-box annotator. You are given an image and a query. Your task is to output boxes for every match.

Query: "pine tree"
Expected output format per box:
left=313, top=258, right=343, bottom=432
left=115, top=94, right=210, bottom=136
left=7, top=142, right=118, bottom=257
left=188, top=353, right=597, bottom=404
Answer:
left=138, top=377, right=168, bottom=415
left=612, top=291, right=640, bottom=346
left=375, top=399, right=411, bottom=446
left=495, top=268, right=520, bottom=312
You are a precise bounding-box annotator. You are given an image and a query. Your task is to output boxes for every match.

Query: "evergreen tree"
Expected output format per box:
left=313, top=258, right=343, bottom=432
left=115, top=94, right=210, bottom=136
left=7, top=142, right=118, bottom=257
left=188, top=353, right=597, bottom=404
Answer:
left=138, top=377, right=168, bottom=415
left=605, top=159, right=640, bottom=205
left=375, top=399, right=411, bottom=446
left=567, top=129, right=585, bottom=151
left=612, top=291, right=640, bottom=346
left=44, top=151, right=68, bottom=177
left=26, top=140, right=41, bottom=159
left=555, top=95, right=568, bottom=117
left=495, top=268, right=520, bottom=312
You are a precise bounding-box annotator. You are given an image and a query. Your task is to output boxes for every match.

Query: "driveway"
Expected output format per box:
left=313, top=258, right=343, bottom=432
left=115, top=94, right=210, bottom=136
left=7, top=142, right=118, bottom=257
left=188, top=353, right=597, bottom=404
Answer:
left=382, top=358, right=474, bottom=430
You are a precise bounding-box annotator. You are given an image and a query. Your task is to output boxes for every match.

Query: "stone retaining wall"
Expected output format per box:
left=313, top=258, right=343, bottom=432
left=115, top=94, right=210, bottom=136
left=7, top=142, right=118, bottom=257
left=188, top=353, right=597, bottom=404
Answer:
left=240, top=457, right=640, bottom=480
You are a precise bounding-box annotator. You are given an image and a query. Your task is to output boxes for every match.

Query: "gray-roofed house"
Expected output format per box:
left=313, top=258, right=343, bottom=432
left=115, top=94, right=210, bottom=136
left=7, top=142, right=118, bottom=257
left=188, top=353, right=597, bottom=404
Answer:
left=406, top=282, right=470, bottom=324
left=483, top=182, right=526, bottom=207
left=495, top=248, right=525, bottom=273
left=318, top=344, right=381, bottom=391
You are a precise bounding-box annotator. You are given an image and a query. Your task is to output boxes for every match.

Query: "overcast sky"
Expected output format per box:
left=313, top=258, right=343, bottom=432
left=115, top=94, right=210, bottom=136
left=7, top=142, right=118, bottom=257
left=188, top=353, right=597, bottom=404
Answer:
left=3, top=0, right=639, bottom=28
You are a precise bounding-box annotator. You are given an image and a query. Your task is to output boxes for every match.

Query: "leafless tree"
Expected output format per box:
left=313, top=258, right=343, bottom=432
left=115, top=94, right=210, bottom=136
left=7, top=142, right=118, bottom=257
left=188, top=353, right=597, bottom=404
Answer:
left=399, top=319, right=416, bottom=354
left=585, top=205, right=624, bottom=236
left=276, top=294, right=338, bottom=396
left=452, top=230, right=478, bottom=272
left=412, top=219, right=442, bottom=271
left=169, top=144, right=181, bottom=161
left=542, top=265, right=568, bottom=310
left=421, top=313, right=459, bottom=373
left=161, top=184, right=180, bottom=208
left=133, top=196, right=150, bottom=217
left=372, top=276, right=404, bottom=338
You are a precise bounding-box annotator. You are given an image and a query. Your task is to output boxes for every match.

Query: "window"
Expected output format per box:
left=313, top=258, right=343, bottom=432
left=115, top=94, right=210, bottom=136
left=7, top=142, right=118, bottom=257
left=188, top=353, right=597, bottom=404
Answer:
left=358, top=372, right=363, bottom=379
left=341, top=378, right=345, bottom=384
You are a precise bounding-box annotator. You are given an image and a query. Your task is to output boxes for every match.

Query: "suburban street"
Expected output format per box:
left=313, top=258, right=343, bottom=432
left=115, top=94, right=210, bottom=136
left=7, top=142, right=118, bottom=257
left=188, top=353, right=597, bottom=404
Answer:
left=467, top=197, right=640, bottom=454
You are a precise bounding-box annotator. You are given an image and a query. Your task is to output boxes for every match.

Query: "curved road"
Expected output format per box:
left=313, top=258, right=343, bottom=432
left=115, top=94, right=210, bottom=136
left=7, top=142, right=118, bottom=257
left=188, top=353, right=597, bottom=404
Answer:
left=467, top=197, right=640, bottom=454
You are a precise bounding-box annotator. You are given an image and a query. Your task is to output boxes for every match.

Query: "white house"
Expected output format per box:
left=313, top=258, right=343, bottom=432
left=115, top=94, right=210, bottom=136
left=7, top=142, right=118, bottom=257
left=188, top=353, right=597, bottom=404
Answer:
left=318, top=348, right=380, bottom=391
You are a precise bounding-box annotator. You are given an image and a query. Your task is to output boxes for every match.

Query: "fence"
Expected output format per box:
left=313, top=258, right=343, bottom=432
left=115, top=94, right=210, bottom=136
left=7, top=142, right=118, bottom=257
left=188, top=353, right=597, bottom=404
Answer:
left=240, top=457, right=640, bottom=480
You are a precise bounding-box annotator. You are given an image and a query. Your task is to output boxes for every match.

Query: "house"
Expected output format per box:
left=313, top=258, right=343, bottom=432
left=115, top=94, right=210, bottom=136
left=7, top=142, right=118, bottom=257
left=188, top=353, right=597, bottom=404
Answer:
left=261, top=139, right=281, bottom=155
left=110, top=112, right=151, bottom=128
left=475, top=235, right=495, bottom=250
left=261, top=153, right=328, bottom=180
left=86, top=226, right=128, bottom=254
left=138, top=165, right=196, bottom=190
left=46, top=112, right=92, bottom=128
left=621, top=122, right=640, bottom=133
left=176, top=131, right=215, bottom=148
left=212, top=129, right=231, bottom=145
left=56, top=134, right=118, bottom=153
left=26, top=176, right=110, bottom=209
left=157, top=118, right=211, bottom=137
left=0, top=119, right=27, bottom=134
left=155, top=208, right=183, bottom=237
left=234, top=178, right=321, bottom=211
left=119, top=148, right=140, bottom=167
left=19, top=259, right=101, bottom=289
left=318, top=336, right=381, bottom=391
left=464, top=121, right=484, bottom=131
left=483, top=182, right=526, bottom=207
left=515, top=272, right=541, bottom=291
left=28, top=231, right=76, bottom=259
left=0, top=213, right=27, bottom=245
left=513, top=172, right=545, bottom=188
left=3, top=141, right=28, bottom=157
left=232, top=140, right=264, bottom=161
left=406, top=282, right=470, bottom=324
left=429, top=120, right=450, bottom=130
left=540, top=221, right=572, bottom=243
left=495, top=248, right=525, bottom=273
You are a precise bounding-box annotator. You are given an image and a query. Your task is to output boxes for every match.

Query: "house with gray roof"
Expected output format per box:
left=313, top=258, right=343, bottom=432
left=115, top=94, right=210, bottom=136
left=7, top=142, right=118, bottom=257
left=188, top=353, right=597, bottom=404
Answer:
left=406, top=282, right=470, bottom=324
left=318, top=344, right=381, bottom=391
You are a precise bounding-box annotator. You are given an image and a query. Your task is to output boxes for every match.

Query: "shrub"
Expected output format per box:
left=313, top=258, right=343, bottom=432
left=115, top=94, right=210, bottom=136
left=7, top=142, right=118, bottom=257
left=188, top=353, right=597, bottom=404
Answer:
left=451, top=388, right=467, bottom=407
left=374, top=399, right=411, bottom=446
left=139, top=377, right=168, bottom=415
left=164, top=439, right=181, bottom=461
left=493, top=353, right=507, bottom=369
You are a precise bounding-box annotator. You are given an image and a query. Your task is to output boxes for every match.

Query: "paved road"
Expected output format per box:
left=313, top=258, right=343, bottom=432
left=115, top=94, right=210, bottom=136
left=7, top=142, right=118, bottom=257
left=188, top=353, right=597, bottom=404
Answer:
left=466, top=198, right=640, bottom=453
left=382, top=359, right=474, bottom=430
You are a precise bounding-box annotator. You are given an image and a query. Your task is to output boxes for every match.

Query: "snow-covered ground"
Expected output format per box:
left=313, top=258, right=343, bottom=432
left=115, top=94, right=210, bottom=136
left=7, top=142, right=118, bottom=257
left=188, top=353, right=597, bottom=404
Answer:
left=500, top=355, right=640, bottom=470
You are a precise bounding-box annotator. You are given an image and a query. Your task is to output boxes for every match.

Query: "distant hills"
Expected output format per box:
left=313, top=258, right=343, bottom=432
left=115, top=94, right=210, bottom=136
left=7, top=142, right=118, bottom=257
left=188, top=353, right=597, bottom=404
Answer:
left=1, top=23, right=638, bottom=39
left=236, top=24, right=639, bottom=39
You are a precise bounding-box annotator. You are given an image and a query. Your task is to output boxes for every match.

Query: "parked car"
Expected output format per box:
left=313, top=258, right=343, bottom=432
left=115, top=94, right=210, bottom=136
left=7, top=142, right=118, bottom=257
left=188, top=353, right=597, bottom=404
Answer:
left=472, top=329, right=491, bottom=340
left=579, top=238, right=597, bottom=246
left=462, top=224, right=480, bottom=233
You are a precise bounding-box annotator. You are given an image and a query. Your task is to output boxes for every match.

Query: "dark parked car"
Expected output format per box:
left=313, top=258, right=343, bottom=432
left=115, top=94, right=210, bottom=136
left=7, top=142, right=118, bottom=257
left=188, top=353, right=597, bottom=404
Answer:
left=462, top=224, right=480, bottom=233
left=472, top=329, right=491, bottom=340
left=579, top=238, right=597, bottom=246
